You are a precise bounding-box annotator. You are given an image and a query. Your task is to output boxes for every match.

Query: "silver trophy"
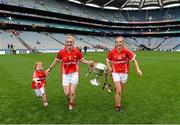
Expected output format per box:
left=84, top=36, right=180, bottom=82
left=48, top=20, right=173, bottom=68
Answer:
left=85, top=62, right=108, bottom=86
left=85, top=62, right=113, bottom=92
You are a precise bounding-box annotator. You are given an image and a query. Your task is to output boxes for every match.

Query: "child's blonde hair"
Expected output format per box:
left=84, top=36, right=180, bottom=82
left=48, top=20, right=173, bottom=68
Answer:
left=33, top=61, right=43, bottom=69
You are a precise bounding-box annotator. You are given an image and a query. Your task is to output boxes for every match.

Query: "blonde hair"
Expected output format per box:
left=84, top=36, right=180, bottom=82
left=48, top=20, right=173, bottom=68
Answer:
left=65, top=34, right=74, bottom=42
left=115, top=36, right=124, bottom=42
left=33, top=61, right=43, bottom=69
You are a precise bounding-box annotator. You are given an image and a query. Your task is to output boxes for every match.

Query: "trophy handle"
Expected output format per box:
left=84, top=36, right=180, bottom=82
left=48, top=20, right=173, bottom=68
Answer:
left=102, top=73, right=113, bottom=92
left=84, top=71, right=91, bottom=78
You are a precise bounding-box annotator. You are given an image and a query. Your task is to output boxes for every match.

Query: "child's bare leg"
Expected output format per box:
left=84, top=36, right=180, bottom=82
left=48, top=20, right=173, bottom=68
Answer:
left=42, top=93, right=48, bottom=106
left=35, top=89, right=40, bottom=106
left=40, top=87, right=48, bottom=107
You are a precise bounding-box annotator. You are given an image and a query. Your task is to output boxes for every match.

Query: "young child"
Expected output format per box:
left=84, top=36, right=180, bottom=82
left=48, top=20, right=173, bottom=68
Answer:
left=32, top=61, right=48, bottom=107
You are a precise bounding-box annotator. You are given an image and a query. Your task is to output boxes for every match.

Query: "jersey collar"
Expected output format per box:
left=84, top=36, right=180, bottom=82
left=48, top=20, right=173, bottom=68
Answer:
left=64, top=47, right=76, bottom=52
left=115, top=46, right=125, bottom=53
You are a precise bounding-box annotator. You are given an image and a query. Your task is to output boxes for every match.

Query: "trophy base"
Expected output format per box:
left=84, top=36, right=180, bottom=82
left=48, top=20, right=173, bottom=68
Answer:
left=90, top=79, right=100, bottom=86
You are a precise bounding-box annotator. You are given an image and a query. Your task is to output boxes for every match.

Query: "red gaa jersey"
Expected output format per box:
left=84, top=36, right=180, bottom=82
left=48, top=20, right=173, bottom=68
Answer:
left=56, top=47, right=83, bottom=74
left=107, top=47, right=135, bottom=73
left=32, top=70, right=46, bottom=89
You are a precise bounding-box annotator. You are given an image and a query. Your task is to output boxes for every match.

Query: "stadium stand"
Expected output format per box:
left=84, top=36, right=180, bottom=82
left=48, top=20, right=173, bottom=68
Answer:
left=19, top=31, right=64, bottom=50
left=1, top=30, right=179, bottom=52
left=1, top=0, right=179, bottom=22
left=0, top=0, right=180, bottom=54
left=0, top=30, right=26, bottom=50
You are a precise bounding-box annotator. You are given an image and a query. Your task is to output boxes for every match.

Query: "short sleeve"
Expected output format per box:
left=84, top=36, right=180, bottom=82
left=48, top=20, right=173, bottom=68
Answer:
left=127, top=49, right=136, bottom=61
left=56, top=50, right=62, bottom=61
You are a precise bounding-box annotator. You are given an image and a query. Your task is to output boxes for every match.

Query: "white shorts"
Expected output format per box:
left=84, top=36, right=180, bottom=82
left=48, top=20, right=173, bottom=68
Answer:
left=112, top=72, right=128, bottom=84
left=34, top=87, right=45, bottom=97
left=62, top=72, right=79, bottom=86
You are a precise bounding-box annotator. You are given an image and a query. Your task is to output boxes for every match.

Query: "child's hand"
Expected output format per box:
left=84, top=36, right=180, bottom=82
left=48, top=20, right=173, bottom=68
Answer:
left=35, top=81, right=38, bottom=87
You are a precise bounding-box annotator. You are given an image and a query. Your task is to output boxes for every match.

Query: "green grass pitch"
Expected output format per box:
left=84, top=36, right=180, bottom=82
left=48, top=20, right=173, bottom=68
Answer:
left=0, top=51, right=180, bottom=124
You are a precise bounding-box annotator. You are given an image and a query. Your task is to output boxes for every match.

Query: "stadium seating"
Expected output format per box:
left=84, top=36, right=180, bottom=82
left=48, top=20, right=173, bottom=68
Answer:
left=0, top=30, right=26, bottom=50
left=0, top=0, right=179, bottom=22
left=0, top=1, right=179, bottom=52
left=1, top=30, right=179, bottom=51
left=19, top=31, right=64, bottom=50
left=159, top=37, right=180, bottom=50
left=51, top=33, right=89, bottom=48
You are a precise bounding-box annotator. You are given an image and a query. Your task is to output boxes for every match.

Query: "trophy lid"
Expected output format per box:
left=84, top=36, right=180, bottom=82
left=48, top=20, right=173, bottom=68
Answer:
left=93, top=63, right=108, bottom=75
left=95, top=63, right=107, bottom=70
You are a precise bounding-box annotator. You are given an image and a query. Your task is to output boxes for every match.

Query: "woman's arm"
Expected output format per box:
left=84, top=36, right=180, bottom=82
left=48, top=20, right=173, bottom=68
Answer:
left=46, top=59, right=59, bottom=74
left=79, top=58, right=94, bottom=66
left=106, top=59, right=112, bottom=73
left=133, top=59, right=143, bottom=76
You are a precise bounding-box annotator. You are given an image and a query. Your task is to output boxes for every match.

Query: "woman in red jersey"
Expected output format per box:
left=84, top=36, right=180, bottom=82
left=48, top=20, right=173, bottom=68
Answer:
left=106, top=36, right=143, bottom=112
left=46, top=35, right=94, bottom=111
